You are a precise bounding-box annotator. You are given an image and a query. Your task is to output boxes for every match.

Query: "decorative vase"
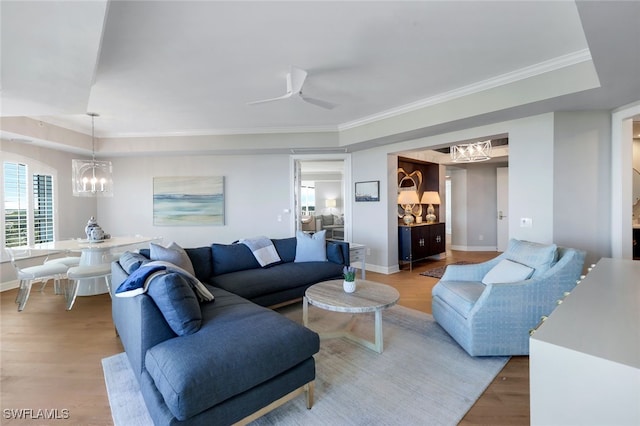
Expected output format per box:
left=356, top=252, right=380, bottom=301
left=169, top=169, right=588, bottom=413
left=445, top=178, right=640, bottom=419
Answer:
left=85, top=216, right=98, bottom=240
left=343, top=280, right=356, bottom=293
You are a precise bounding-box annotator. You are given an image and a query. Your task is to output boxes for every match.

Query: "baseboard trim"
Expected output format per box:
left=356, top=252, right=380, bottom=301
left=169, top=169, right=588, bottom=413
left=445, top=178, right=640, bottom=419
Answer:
left=1, top=280, right=19, bottom=292
left=365, top=263, right=398, bottom=275
left=450, top=245, right=498, bottom=252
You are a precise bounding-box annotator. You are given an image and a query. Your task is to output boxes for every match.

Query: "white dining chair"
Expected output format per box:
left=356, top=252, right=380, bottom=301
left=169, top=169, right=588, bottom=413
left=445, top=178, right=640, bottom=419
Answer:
left=65, top=263, right=112, bottom=310
left=5, top=247, right=69, bottom=312
left=44, top=251, right=81, bottom=267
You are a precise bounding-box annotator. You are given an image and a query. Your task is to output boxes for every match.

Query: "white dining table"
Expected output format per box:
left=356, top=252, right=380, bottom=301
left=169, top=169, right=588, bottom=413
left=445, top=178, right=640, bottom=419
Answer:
left=30, top=235, right=155, bottom=296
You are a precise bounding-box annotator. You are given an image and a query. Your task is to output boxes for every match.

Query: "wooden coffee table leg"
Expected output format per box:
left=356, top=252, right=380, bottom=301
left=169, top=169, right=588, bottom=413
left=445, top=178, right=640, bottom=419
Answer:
left=374, top=309, right=383, bottom=353
left=303, top=296, right=309, bottom=327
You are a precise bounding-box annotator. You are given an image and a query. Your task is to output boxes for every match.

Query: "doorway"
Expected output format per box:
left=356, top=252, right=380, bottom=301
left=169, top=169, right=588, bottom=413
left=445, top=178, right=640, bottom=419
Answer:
left=292, top=156, right=351, bottom=241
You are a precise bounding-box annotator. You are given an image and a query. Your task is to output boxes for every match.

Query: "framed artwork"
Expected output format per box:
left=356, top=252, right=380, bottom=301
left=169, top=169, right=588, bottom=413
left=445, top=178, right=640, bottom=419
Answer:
left=355, top=180, right=380, bottom=202
left=153, top=176, right=224, bottom=226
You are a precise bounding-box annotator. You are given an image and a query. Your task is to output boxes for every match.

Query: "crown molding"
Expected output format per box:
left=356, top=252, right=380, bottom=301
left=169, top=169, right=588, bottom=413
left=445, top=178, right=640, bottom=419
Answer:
left=338, top=49, right=593, bottom=132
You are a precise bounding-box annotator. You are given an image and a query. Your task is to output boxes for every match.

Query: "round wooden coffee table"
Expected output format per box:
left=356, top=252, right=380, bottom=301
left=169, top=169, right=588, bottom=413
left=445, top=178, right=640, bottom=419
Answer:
left=303, top=279, right=400, bottom=353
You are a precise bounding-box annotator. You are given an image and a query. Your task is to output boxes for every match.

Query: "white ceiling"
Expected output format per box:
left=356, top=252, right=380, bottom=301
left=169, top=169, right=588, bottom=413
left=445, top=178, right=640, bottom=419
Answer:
left=1, top=1, right=639, bottom=153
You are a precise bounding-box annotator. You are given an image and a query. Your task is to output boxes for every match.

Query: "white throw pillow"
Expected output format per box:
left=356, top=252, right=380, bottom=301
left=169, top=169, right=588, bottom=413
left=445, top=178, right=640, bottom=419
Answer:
left=482, top=259, right=534, bottom=285
left=150, top=242, right=195, bottom=276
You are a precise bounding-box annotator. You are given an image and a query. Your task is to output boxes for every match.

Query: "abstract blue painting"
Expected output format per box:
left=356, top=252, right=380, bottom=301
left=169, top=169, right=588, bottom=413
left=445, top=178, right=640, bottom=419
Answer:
left=153, top=176, right=224, bottom=226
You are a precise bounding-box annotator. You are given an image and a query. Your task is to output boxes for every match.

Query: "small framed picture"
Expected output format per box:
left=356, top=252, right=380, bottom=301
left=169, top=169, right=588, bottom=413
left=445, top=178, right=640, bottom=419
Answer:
left=355, top=181, right=380, bottom=202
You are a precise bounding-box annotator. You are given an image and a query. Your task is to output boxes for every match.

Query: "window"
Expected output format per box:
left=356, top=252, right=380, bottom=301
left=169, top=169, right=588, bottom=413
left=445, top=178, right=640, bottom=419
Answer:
left=33, top=174, right=54, bottom=243
left=4, top=162, right=28, bottom=247
left=301, top=181, right=315, bottom=214
left=3, top=159, right=56, bottom=248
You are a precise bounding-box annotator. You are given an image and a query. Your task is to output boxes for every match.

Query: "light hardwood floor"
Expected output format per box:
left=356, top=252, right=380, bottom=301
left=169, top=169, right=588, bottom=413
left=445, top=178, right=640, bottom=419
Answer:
left=0, top=250, right=529, bottom=425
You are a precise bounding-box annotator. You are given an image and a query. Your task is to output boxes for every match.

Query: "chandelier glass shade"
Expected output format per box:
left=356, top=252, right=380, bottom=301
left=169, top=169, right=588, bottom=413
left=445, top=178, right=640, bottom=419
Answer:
left=72, top=113, right=113, bottom=197
left=451, top=140, right=492, bottom=162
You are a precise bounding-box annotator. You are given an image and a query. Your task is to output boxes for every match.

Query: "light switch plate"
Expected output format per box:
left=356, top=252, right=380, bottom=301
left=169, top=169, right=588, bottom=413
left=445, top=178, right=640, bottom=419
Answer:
left=520, top=217, right=533, bottom=228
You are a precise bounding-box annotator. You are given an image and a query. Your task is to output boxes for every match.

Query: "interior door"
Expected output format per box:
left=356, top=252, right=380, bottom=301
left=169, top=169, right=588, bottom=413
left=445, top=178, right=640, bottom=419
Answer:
left=496, top=167, right=509, bottom=252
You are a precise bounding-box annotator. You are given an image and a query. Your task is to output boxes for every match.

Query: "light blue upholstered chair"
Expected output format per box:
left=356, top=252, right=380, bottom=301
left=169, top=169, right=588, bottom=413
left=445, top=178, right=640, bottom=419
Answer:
left=432, top=239, right=586, bottom=356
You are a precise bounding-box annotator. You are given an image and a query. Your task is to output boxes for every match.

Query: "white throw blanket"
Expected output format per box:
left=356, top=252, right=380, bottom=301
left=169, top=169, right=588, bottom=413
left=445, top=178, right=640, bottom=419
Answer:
left=240, top=236, right=281, bottom=267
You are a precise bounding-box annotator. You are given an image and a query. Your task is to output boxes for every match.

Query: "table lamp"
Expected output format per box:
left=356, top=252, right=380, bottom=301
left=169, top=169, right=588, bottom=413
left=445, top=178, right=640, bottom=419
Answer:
left=398, top=190, right=420, bottom=225
left=421, top=191, right=441, bottom=224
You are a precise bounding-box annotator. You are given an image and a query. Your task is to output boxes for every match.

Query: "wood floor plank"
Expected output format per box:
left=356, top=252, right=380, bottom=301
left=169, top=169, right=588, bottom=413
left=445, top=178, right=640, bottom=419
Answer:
left=1, top=250, right=529, bottom=425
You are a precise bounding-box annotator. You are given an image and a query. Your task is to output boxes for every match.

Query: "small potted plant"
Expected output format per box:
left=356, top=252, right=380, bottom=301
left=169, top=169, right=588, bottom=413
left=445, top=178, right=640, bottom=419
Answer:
left=342, top=265, right=357, bottom=293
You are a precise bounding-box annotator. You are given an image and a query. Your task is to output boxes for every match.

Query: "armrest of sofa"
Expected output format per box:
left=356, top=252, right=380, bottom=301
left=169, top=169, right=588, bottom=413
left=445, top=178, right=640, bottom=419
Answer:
left=111, top=261, right=175, bottom=378
left=328, top=240, right=350, bottom=266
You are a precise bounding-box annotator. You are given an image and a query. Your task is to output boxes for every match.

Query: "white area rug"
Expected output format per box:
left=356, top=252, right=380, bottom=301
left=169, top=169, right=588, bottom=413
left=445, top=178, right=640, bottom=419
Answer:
left=103, top=304, right=509, bottom=425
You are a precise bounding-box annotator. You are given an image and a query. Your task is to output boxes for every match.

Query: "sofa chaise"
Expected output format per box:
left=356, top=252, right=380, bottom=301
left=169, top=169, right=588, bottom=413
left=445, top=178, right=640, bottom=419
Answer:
left=432, top=239, right=585, bottom=356
left=111, top=234, right=349, bottom=425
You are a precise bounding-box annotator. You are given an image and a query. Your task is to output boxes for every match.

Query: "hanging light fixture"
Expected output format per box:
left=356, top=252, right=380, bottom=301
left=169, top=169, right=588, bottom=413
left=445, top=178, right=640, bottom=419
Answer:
left=72, top=113, right=113, bottom=197
left=451, top=140, right=492, bottom=163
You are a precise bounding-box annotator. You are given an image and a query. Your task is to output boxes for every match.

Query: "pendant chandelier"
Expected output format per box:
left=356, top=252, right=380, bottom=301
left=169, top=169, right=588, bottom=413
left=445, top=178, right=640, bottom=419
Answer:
left=72, top=113, right=113, bottom=197
left=451, top=140, right=492, bottom=163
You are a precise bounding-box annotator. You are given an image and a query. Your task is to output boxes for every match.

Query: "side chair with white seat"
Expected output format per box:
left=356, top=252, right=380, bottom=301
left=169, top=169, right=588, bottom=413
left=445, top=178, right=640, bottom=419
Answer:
left=44, top=251, right=81, bottom=267
left=65, top=263, right=112, bottom=310
left=5, top=247, right=69, bottom=312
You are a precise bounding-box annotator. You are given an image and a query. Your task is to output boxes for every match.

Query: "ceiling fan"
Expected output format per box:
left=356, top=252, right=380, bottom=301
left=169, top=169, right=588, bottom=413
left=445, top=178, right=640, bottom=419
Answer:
left=248, top=66, right=337, bottom=110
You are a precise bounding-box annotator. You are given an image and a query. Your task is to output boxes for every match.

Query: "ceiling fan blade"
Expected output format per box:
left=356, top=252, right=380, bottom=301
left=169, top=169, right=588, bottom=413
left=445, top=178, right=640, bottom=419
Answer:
left=247, top=92, right=293, bottom=105
left=289, top=66, right=308, bottom=94
left=300, top=94, right=337, bottom=110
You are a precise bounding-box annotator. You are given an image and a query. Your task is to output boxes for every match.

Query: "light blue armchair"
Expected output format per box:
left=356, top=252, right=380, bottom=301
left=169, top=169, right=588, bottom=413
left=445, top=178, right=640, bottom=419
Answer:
left=432, top=240, right=586, bottom=356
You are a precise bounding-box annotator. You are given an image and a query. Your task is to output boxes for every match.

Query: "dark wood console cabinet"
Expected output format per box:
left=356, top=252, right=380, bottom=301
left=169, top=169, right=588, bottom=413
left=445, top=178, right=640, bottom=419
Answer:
left=398, top=222, right=446, bottom=269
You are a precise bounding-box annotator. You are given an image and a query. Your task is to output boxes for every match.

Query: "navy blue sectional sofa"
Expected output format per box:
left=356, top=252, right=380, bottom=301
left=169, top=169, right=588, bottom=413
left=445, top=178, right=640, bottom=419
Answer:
left=111, top=237, right=349, bottom=425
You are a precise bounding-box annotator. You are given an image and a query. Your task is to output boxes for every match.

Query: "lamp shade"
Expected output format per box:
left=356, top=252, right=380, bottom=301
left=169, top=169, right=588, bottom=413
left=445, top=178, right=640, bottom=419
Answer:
left=421, top=191, right=441, bottom=205
left=325, top=199, right=337, bottom=208
left=397, top=190, right=419, bottom=205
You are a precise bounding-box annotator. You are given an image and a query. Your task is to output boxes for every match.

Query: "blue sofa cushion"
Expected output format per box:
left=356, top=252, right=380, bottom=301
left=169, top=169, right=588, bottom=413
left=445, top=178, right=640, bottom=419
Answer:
left=144, top=288, right=319, bottom=421
left=504, top=239, right=558, bottom=278
left=211, top=243, right=260, bottom=275
left=295, top=230, right=327, bottom=262
left=432, top=280, right=485, bottom=319
left=119, top=251, right=149, bottom=274
left=211, top=261, right=343, bottom=301
left=326, top=242, right=344, bottom=265
left=137, top=246, right=212, bottom=282
left=271, top=237, right=296, bottom=263
left=150, top=242, right=196, bottom=276
left=147, top=272, right=202, bottom=336
left=184, top=247, right=213, bottom=282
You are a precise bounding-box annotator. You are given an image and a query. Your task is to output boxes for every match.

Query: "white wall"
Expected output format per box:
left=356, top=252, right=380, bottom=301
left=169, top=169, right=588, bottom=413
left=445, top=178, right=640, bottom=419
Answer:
left=449, top=164, right=499, bottom=251
left=507, top=113, right=555, bottom=244
left=315, top=181, right=343, bottom=215
left=449, top=168, right=468, bottom=249
left=350, top=113, right=561, bottom=271
left=350, top=147, right=392, bottom=273
left=553, top=111, right=611, bottom=266
left=98, top=154, right=293, bottom=247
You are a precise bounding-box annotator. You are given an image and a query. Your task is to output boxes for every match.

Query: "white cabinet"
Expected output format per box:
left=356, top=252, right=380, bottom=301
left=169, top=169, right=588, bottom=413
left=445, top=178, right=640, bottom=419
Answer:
left=530, top=258, right=640, bottom=426
left=349, top=243, right=366, bottom=279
